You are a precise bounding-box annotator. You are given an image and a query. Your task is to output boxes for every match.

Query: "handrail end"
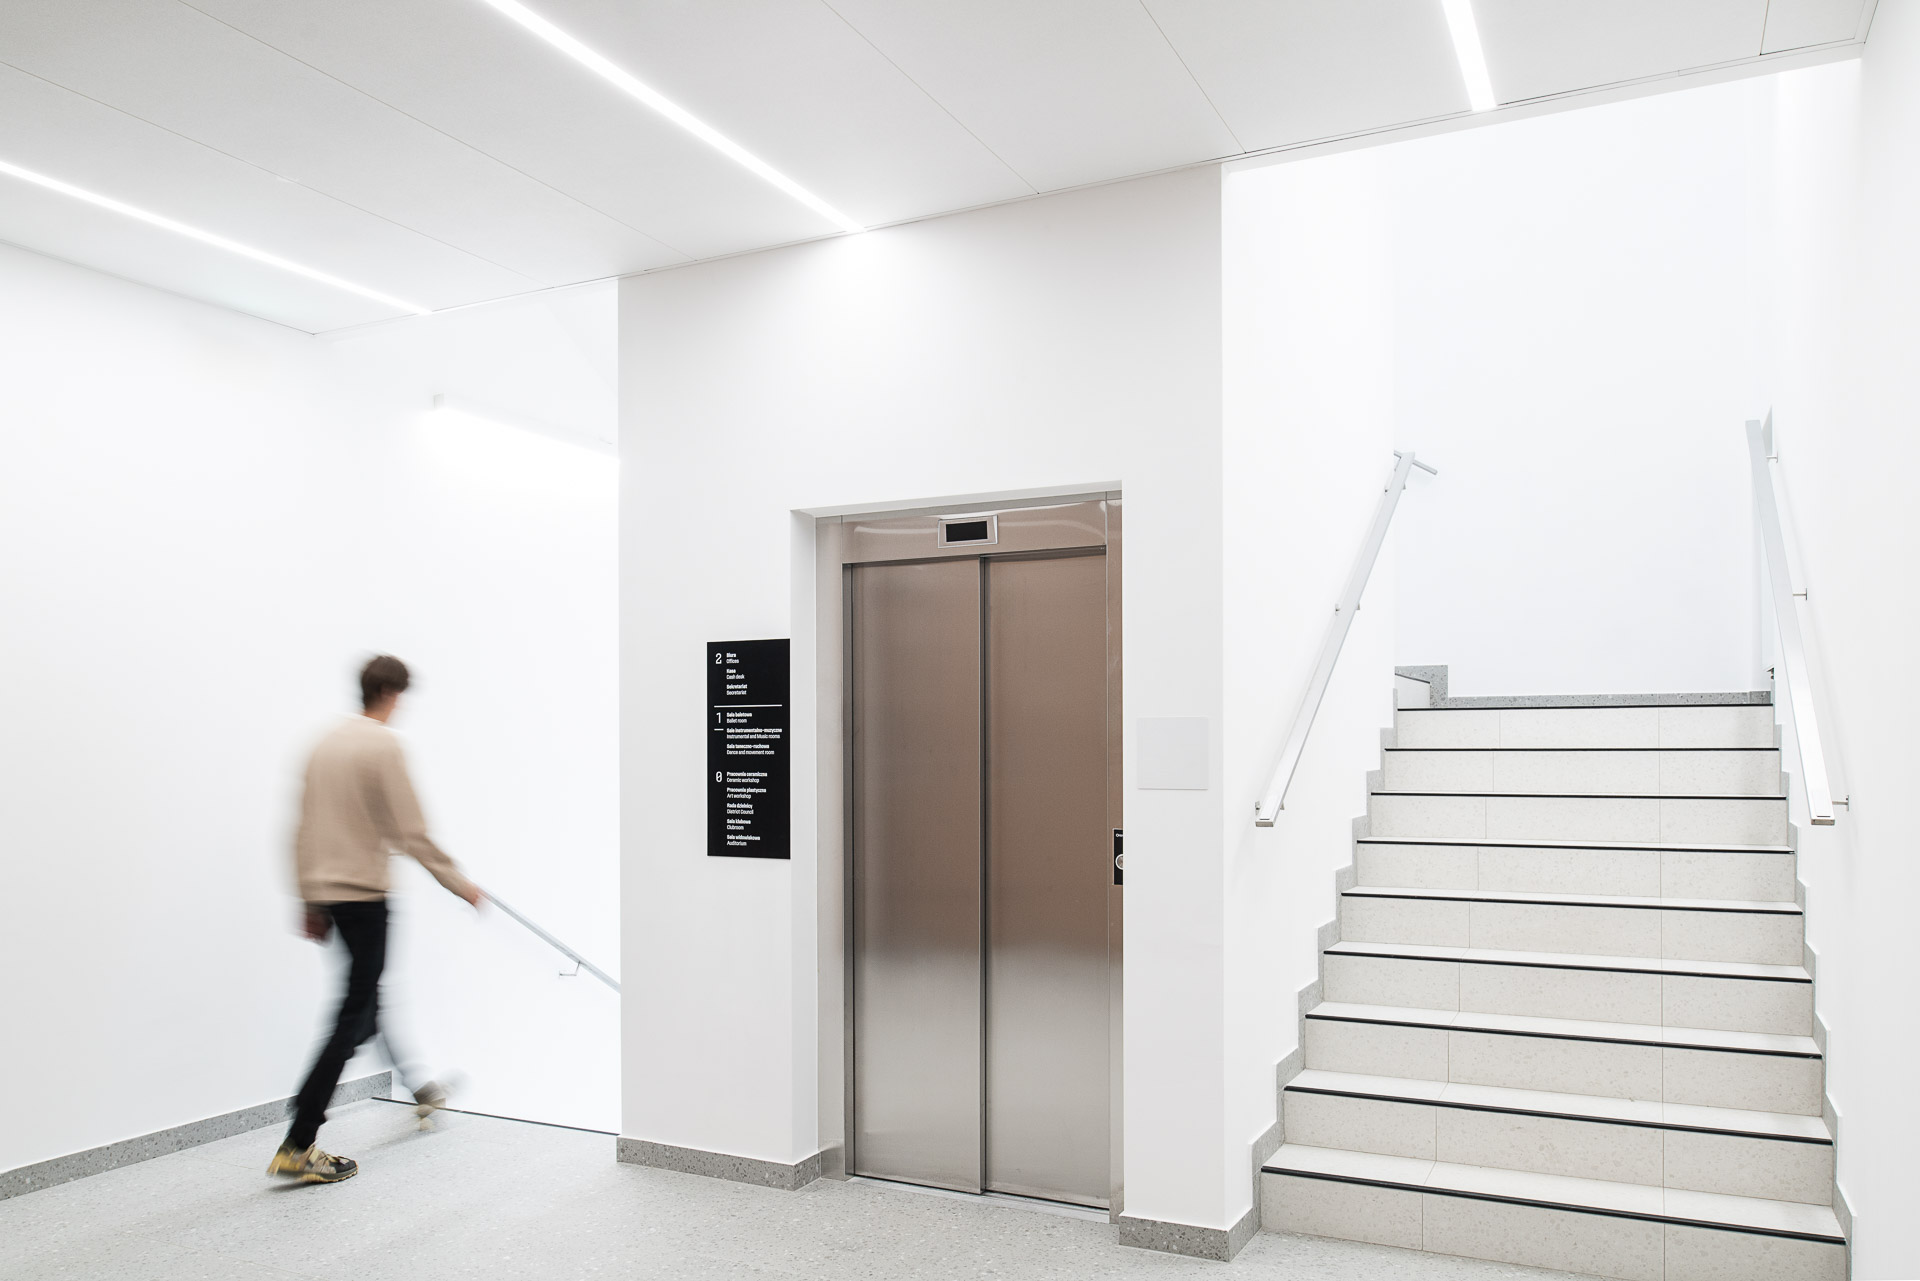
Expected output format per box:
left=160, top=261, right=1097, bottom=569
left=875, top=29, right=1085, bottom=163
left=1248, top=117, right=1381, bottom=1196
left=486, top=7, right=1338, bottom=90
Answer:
left=1254, top=816, right=1276, bottom=828
left=1811, top=815, right=1836, bottom=827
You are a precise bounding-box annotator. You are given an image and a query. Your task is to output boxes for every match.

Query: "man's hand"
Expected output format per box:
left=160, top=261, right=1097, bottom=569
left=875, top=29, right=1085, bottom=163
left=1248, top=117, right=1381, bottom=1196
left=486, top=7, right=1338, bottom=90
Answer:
left=461, top=884, right=485, bottom=909
left=302, top=906, right=331, bottom=943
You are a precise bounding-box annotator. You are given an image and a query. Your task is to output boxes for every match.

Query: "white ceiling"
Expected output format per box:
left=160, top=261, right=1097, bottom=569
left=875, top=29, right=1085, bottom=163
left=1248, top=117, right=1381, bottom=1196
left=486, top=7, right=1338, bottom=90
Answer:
left=0, top=0, right=1877, bottom=332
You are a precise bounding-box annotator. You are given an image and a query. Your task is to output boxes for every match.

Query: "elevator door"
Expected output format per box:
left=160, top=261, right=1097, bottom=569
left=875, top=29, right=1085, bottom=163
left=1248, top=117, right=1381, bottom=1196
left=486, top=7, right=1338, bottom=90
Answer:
left=850, top=549, right=1112, bottom=1208
left=849, top=559, right=982, bottom=1192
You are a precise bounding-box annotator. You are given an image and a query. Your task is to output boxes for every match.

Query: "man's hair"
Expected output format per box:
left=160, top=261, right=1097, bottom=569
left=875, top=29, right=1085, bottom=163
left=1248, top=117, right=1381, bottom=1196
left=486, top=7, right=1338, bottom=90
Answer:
left=359, top=655, right=411, bottom=711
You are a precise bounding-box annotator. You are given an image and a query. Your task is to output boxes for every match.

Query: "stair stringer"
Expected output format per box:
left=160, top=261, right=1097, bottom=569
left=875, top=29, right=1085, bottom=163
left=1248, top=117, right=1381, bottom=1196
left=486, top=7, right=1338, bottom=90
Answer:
left=1778, top=768, right=1854, bottom=1259
left=1246, top=733, right=1395, bottom=1236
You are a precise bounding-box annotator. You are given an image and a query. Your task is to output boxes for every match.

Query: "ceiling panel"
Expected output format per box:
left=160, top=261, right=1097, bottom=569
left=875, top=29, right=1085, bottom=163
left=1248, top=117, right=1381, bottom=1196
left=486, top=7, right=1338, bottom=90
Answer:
left=1763, top=0, right=1868, bottom=52
left=191, top=0, right=837, bottom=259
left=824, top=0, right=1243, bottom=192
left=1475, top=0, right=1768, bottom=104
left=0, top=66, right=537, bottom=311
left=0, top=0, right=687, bottom=285
left=0, top=0, right=1876, bottom=332
left=529, top=0, right=1034, bottom=227
left=0, top=178, right=395, bottom=331
left=1144, top=0, right=1468, bottom=152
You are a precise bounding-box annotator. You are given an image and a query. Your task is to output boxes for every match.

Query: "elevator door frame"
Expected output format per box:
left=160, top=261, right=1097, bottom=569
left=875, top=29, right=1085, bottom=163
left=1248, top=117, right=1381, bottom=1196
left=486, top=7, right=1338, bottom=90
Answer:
left=836, top=497, right=1122, bottom=1216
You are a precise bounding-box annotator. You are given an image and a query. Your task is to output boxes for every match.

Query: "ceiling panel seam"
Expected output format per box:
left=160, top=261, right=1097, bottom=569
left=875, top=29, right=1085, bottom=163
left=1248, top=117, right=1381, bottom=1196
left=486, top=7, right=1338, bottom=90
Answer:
left=1482, top=39, right=1864, bottom=112
left=172, top=0, right=695, bottom=262
left=1134, top=1, right=1247, bottom=153
left=1222, top=39, right=1864, bottom=171
left=0, top=54, right=545, bottom=287
left=815, top=0, right=1038, bottom=196
left=1857, top=0, right=1881, bottom=40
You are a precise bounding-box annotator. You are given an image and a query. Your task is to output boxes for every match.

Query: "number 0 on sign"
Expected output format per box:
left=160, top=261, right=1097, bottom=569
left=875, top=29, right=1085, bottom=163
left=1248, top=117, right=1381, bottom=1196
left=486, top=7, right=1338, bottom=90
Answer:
left=707, top=639, right=792, bottom=859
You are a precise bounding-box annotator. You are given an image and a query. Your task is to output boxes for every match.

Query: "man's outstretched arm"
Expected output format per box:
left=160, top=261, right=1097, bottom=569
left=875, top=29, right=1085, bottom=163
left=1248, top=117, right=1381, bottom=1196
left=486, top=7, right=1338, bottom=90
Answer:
left=369, top=741, right=482, bottom=906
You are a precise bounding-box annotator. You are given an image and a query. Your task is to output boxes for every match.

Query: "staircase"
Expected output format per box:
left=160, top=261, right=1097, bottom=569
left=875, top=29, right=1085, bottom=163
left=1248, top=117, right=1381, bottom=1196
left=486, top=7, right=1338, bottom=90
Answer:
left=1261, top=695, right=1847, bottom=1281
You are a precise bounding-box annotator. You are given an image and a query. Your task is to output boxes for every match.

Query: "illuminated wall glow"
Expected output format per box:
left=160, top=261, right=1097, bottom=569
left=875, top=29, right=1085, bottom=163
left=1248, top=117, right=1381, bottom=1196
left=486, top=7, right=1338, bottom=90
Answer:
left=423, top=398, right=618, bottom=503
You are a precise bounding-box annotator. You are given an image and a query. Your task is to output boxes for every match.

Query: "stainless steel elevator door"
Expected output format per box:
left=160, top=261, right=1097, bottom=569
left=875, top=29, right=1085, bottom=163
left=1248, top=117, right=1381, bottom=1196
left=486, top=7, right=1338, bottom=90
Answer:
left=850, top=559, right=983, bottom=1193
left=985, top=553, right=1111, bottom=1206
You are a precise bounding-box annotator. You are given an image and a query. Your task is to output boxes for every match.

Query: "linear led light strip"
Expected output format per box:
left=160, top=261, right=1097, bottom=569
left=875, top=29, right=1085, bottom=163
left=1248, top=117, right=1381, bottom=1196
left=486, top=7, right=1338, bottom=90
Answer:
left=1440, top=0, right=1498, bottom=113
left=0, top=157, right=433, bottom=315
left=473, top=0, right=864, bottom=235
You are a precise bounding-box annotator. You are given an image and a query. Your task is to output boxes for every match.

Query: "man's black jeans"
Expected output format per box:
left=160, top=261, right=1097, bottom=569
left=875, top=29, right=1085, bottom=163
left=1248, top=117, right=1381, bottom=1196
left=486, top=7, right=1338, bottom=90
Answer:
left=286, top=900, right=387, bottom=1150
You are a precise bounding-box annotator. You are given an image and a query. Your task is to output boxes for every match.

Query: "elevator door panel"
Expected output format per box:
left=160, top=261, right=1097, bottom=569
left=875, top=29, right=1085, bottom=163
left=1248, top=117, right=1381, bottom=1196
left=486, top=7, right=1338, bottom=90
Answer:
left=850, top=559, right=982, bottom=1192
left=985, top=553, right=1110, bottom=1205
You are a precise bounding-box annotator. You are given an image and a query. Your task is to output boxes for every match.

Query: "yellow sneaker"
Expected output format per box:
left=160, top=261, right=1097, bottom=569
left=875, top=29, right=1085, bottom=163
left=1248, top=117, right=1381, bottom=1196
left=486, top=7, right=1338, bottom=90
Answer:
left=267, top=1142, right=358, bottom=1184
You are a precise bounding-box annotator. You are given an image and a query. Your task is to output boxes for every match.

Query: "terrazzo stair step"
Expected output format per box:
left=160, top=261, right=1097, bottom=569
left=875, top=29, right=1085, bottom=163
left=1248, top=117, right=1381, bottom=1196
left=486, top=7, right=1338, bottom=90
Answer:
left=1303, top=1002, right=1824, bottom=1115
left=1382, top=747, right=1781, bottom=796
left=1323, top=940, right=1813, bottom=1035
left=1354, top=836, right=1798, bottom=901
left=1338, top=887, right=1804, bottom=966
left=1368, top=790, right=1788, bottom=846
left=1281, top=1069, right=1834, bottom=1203
left=1259, top=1144, right=1845, bottom=1281
left=1395, top=702, right=1776, bottom=750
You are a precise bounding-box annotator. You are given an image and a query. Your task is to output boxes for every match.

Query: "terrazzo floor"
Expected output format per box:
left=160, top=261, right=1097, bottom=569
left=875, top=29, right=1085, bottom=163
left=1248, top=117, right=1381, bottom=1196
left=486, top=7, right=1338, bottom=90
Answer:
left=1, top=1100, right=1596, bottom=1279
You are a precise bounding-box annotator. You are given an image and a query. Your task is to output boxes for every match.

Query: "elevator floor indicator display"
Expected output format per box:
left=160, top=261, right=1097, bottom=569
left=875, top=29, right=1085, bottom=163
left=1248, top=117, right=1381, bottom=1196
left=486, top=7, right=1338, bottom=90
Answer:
left=707, top=638, right=791, bottom=859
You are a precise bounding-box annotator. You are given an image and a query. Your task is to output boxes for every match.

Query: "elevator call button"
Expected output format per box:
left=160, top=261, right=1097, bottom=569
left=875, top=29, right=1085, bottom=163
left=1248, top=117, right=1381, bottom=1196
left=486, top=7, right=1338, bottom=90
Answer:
left=707, top=638, right=791, bottom=859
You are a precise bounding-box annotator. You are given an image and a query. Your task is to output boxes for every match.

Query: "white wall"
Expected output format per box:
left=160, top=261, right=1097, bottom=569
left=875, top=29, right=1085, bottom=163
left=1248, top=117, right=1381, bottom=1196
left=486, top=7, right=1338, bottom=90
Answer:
left=1221, top=146, right=1400, bottom=1222
left=0, top=246, right=620, bottom=1176
left=324, top=291, right=622, bottom=1135
left=0, top=245, right=372, bottom=1176
left=618, top=168, right=1236, bottom=1228
left=1382, top=80, right=1774, bottom=698
left=1761, top=31, right=1920, bottom=1279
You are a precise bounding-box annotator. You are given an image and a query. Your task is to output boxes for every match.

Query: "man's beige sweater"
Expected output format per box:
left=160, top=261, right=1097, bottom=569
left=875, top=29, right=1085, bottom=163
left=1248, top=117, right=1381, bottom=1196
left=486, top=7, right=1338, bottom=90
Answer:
left=293, top=715, right=474, bottom=904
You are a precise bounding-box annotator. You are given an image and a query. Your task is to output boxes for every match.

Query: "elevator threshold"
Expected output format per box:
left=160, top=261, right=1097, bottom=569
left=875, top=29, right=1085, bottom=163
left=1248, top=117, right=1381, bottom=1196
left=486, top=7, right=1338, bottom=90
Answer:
left=845, top=1176, right=1110, bottom=1222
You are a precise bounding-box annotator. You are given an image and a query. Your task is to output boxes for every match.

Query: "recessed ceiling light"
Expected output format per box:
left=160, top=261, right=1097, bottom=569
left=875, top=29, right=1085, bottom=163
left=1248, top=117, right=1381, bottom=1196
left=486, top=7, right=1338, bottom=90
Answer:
left=1440, top=0, right=1498, bottom=113
left=472, top=0, right=865, bottom=236
left=0, top=156, right=433, bottom=315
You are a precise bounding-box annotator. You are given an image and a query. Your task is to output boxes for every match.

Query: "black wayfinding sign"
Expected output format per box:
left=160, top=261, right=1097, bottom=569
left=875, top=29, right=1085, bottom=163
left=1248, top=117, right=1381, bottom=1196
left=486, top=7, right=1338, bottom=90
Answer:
left=707, top=639, right=791, bottom=859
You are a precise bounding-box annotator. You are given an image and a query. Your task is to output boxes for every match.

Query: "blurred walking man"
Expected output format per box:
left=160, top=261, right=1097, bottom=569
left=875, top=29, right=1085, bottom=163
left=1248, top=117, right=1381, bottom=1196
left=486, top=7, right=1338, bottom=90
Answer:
left=268, top=655, right=483, bottom=1184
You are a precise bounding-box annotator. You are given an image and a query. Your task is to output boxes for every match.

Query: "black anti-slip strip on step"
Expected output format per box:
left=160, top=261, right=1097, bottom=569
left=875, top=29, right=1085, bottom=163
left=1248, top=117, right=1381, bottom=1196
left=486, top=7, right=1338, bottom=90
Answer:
left=1257, top=1168, right=1843, bottom=1244
left=1401, top=700, right=1771, bottom=711
left=1282, top=1085, right=1833, bottom=1144
left=1371, top=791, right=1786, bottom=801
left=1341, top=890, right=1802, bottom=915
left=1383, top=745, right=1780, bottom=752
left=1304, top=1011, right=1822, bottom=1059
left=1354, top=836, right=1794, bottom=853
left=1326, top=946, right=1813, bottom=982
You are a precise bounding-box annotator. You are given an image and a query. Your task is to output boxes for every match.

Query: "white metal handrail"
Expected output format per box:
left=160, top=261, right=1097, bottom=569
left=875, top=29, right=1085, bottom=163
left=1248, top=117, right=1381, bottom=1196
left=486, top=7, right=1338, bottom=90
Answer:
left=487, top=891, right=621, bottom=992
left=1746, top=416, right=1836, bottom=826
left=1254, top=450, right=1436, bottom=826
